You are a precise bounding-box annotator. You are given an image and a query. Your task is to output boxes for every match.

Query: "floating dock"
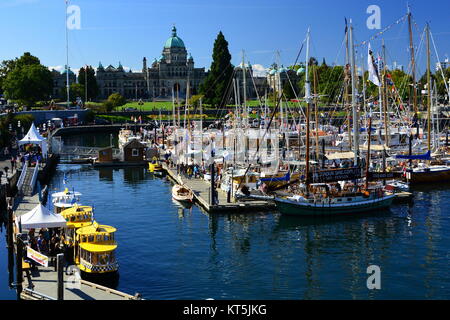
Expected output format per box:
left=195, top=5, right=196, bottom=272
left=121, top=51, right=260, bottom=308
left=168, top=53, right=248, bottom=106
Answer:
left=162, top=163, right=275, bottom=213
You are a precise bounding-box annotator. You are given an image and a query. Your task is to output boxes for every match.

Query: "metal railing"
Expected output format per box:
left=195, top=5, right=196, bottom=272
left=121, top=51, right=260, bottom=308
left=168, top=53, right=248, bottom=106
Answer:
left=57, top=146, right=121, bottom=157
left=29, top=161, right=39, bottom=194
left=16, top=162, right=28, bottom=192
left=22, top=287, right=56, bottom=300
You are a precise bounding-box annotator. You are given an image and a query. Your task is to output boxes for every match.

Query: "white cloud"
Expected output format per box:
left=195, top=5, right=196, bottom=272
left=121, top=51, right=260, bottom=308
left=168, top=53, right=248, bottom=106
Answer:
left=252, top=64, right=268, bottom=77
left=48, top=66, right=64, bottom=72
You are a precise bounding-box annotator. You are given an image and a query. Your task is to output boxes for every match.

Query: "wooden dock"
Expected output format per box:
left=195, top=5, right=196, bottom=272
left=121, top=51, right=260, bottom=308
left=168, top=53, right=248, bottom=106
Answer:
left=20, top=266, right=138, bottom=300
left=162, top=163, right=275, bottom=213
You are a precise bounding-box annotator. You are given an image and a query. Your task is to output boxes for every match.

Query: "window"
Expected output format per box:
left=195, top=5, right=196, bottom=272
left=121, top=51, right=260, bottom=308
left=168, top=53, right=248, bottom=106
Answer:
left=132, top=149, right=139, bottom=156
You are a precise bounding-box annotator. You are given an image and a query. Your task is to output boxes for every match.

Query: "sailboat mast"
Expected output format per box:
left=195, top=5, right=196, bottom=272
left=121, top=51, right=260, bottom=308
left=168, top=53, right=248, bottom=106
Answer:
left=349, top=21, right=359, bottom=166
left=242, top=51, right=247, bottom=128
left=345, top=26, right=352, bottom=150
left=305, top=28, right=312, bottom=185
left=408, top=9, right=418, bottom=115
left=426, top=23, right=432, bottom=151
left=382, top=40, right=389, bottom=147
left=365, top=117, right=372, bottom=190
left=65, top=0, right=70, bottom=107
left=313, top=67, right=320, bottom=162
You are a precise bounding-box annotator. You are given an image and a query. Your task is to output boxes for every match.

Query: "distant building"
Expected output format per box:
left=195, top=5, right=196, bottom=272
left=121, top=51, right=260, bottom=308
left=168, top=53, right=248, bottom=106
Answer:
left=51, top=66, right=76, bottom=99
left=436, top=58, right=449, bottom=72
left=122, top=139, right=146, bottom=162
left=391, top=61, right=404, bottom=72
left=234, top=64, right=270, bottom=101
left=98, top=147, right=113, bottom=163
left=96, top=26, right=207, bottom=100
left=266, top=64, right=300, bottom=95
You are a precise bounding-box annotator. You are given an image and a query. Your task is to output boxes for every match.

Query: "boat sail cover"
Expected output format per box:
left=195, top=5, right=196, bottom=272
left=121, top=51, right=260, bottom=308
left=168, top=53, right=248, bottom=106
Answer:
left=395, top=150, right=432, bottom=161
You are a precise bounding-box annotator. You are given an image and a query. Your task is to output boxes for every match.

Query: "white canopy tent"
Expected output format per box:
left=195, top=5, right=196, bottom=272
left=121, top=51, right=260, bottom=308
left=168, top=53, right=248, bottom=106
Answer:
left=18, top=123, right=48, bottom=158
left=18, top=204, right=67, bottom=229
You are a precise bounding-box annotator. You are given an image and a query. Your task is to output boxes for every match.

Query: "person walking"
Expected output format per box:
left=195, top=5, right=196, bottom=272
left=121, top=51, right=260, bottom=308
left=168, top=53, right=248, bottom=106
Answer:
left=10, top=156, right=15, bottom=171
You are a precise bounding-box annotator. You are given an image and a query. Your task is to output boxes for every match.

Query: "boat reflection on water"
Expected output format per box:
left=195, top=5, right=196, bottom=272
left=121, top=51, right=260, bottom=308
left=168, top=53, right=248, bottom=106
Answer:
left=274, top=208, right=394, bottom=230
left=172, top=199, right=193, bottom=219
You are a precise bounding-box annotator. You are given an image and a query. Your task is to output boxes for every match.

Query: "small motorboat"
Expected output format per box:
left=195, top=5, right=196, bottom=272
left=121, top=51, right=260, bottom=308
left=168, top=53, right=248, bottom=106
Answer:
left=172, top=184, right=194, bottom=203
left=148, top=157, right=165, bottom=177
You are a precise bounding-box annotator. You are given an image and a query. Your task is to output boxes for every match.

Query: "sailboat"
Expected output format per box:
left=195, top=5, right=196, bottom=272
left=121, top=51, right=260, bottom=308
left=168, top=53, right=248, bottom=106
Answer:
left=400, top=23, right=450, bottom=184
left=274, top=25, right=395, bottom=216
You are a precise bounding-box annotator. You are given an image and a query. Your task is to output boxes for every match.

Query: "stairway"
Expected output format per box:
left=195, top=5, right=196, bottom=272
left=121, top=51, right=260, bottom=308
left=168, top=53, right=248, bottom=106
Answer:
left=20, top=168, right=36, bottom=196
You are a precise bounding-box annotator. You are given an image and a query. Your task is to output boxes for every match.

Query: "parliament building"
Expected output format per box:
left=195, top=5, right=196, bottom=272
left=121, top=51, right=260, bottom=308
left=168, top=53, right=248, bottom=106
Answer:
left=95, top=26, right=207, bottom=100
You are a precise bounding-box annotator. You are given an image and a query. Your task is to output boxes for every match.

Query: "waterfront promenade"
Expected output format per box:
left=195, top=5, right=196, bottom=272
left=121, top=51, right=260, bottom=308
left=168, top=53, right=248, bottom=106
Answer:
left=7, top=160, right=142, bottom=300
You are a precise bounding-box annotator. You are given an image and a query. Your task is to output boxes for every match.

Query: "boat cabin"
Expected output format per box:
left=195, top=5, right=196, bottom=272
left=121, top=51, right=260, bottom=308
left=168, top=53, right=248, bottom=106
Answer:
left=61, top=205, right=93, bottom=246
left=52, top=188, right=82, bottom=213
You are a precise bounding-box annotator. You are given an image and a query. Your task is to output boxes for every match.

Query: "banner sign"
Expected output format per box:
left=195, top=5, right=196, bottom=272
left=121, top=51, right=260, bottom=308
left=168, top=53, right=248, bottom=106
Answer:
left=368, top=172, right=395, bottom=180
left=311, top=167, right=362, bottom=183
left=27, top=246, right=49, bottom=267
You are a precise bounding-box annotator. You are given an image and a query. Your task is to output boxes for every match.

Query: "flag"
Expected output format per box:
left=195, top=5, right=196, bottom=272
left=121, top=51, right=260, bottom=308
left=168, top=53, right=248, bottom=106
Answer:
left=367, top=43, right=381, bottom=87
left=386, top=73, right=394, bottom=86
left=344, top=18, right=348, bottom=34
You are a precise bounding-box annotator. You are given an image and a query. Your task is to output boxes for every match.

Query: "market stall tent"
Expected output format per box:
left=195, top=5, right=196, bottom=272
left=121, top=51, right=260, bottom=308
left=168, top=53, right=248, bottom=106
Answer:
left=18, top=123, right=48, bottom=157
left=18, top=203, right=67, bottom=229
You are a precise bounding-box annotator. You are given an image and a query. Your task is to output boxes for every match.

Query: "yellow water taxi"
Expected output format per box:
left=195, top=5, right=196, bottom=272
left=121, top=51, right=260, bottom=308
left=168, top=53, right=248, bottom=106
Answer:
left=60, top=205, right=94, bottom=247
left=75, top=222, right=118, bottom=275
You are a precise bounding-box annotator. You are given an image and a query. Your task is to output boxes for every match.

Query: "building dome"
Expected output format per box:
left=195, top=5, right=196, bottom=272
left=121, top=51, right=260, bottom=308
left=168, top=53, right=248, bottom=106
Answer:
left=296, top=67, right=305, bottom=75
left=62, top=65, right=75, bottom=75
left=164, top=26, right=185, bottom=49
left=269, top=69, right=277, bottom=75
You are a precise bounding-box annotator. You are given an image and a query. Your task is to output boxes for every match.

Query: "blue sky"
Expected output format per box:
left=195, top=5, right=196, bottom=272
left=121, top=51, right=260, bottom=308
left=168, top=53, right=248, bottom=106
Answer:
left=1, top=0, right=449, bottom=77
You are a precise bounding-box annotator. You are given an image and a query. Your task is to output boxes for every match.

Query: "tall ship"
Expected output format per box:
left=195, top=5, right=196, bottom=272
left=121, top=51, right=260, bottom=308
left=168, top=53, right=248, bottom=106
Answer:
left=273, top=26, right=395, bottom=216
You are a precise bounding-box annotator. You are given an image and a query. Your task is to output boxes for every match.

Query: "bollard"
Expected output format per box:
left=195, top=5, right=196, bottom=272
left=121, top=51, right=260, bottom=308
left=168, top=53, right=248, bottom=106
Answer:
left=15, top=234, right=24, bottom=300
left=210, top=163, right=215, bottom=206
left=57, top=253, right=64, bottom=300
left=7, top=207, right=14, bottom=289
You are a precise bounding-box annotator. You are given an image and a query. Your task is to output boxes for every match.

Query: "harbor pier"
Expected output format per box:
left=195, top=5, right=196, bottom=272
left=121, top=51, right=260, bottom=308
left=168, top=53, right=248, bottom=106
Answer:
left=4, top=154, right=142, bottom=300
left=162, top=163, right=275, bottom=213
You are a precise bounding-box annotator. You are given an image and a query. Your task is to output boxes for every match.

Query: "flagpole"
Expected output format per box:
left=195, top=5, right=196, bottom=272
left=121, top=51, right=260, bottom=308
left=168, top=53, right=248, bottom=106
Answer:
left=65, top=0, right=70, bottom=108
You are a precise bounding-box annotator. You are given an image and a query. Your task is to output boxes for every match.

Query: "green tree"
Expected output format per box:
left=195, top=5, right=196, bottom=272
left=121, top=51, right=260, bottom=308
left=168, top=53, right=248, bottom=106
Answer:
left=199, top=31, right=234, bottom=107
left=78, top=66, right=99, bottom=100
left=3, top=63, right=53, bottom=106
left=104, top=93, right=126, bottom=112
left=60, top=83, right=85, bottom=102
left=0, top=52, right=41, bottom=94
left=435, top=67, right=450, bottom=102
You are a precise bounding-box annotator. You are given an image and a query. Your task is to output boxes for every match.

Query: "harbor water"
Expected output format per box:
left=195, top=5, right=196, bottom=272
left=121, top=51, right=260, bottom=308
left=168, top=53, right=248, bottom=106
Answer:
left=2, top=131, right=450, bottom=300
left=44, top=164, right=450, bottom=300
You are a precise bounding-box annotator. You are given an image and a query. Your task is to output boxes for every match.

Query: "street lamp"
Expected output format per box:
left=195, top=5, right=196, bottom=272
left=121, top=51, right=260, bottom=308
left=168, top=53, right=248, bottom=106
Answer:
left=17, top=121, right=21, bottom=139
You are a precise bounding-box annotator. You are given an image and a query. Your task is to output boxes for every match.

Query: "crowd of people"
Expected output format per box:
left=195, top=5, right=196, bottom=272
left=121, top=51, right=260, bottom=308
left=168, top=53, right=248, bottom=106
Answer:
left=25, top=227, right=67, bottom=269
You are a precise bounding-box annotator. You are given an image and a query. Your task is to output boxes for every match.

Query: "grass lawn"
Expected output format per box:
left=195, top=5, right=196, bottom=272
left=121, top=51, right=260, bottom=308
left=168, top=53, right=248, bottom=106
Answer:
left=115, top=100, right=308, bottom=111
left=117, top=101, right=174, bottom=111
